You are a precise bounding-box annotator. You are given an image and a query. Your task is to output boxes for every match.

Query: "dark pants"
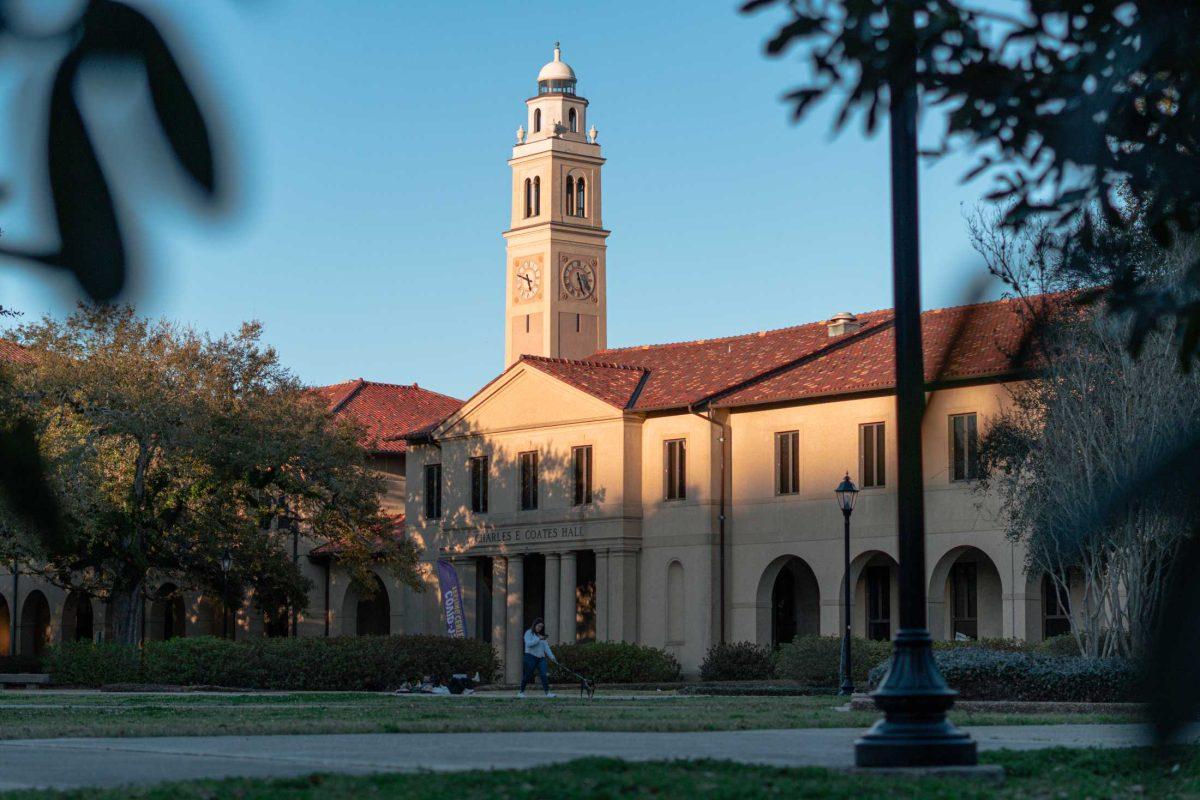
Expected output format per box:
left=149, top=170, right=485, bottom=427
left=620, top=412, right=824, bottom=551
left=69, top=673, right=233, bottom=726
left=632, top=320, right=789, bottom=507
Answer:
left=520, top=653, right=549, bottom=692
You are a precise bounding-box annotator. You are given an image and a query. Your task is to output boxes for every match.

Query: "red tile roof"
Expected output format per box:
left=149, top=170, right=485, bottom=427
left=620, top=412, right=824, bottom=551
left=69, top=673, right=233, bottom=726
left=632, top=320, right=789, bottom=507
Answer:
left=315, top=379, right=463, bottom=454
left=521, top=355, right=648, bottom=409
left=0, top=339, right=33, bottom=365
left=714, top=297, right=1039, bottom=407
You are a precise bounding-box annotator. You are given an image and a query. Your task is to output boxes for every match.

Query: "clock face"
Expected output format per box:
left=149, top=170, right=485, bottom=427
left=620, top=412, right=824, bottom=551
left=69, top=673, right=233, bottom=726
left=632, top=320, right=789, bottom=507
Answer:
left=515, top=260, right=541, bottom=300
left=562, top=259, right=596, bottom=300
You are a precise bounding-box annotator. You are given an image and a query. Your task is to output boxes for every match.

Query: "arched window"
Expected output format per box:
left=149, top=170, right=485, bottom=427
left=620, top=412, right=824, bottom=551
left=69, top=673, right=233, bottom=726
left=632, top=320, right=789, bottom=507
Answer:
left=532, top=176, right=540, bottom=216
left=524, top=178, right=532, bottom=218
left=576, top=177, right=586, bottom=217
left=565, top=176, right=575, bottom=216
left=533, top=108, right=541, bottom=133
left=568, top=108, right=578, bottom=132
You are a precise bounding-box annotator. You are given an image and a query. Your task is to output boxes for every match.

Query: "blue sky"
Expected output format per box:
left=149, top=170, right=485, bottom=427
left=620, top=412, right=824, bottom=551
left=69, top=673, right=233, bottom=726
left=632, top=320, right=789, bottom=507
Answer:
left=0, top=0, right=1006, bottom=399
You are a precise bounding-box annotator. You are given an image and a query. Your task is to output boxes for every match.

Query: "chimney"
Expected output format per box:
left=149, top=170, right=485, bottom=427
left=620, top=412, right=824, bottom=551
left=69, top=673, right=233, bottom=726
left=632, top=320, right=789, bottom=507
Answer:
left=827, top=311, right=861, bottom=337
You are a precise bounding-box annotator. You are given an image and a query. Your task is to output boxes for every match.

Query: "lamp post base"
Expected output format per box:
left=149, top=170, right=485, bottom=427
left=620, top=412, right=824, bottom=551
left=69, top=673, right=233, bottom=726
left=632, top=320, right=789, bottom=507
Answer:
left=854, top=628, right=977, bottom=768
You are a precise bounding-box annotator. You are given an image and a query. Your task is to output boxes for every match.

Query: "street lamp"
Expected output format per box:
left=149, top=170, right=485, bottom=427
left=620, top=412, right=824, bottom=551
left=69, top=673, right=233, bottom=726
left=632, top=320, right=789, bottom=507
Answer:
left=835, top=473, right=858, bottom=696
left=220, top=548, right=232, bottom=639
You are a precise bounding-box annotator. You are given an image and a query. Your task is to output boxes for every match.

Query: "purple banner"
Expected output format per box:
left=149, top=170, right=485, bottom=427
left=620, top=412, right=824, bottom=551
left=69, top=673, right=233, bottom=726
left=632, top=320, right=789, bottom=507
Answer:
left=435, top=559, right=467, bottom=639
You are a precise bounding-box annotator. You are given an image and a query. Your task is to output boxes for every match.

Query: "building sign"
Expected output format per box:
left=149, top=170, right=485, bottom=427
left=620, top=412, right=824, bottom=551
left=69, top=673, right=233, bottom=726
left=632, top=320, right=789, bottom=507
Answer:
left=450, top=524, right=585, bottom=550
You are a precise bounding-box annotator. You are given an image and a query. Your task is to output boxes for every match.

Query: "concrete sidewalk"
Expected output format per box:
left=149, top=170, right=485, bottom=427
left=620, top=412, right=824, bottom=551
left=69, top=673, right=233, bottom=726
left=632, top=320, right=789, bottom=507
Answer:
left=0, top=723, right=1195, bottom=791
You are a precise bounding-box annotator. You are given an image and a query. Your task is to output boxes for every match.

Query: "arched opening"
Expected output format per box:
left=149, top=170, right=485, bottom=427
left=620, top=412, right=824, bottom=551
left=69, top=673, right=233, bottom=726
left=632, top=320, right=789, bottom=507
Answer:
left=0, top=595, right=10, bottom=655
left=568, top=107, right=577, bottom=132
left=756, top=555, right=820, bottom=647
left=346, top=574, right=390, bottom=636
left=928, top=546, right=1004, bottom=640
left=849, top=551, right=899, bottom=641
left=61, top=591, right=94, bottom=642
left=666, top=561, right=685, bottom=645
left=533, top=108, right=541, bottom=133
left=532, top=176, right=540, bottom=216
left=566, top=175, right=575, bottom=216
left=575, top=177, right=586, bottom=217
left=524, top=178, right=532, bottom=218
left=146, top=584, right=186, bottom=641
left=19, top=591, right=51, bottom=656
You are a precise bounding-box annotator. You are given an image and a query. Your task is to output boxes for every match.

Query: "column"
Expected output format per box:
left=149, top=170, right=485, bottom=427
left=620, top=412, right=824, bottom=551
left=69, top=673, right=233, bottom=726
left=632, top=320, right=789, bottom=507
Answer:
left=544, top=553, right=561, bottom=643
left=608, top=550, right=639, bottom=642
left=559, top=551, right=577, bottom=644
left=595, top=549, right=610, bottom=642
left=491, top=557, right=508, bottom=679
left=505, top=554, right=525, bottom=684
left=456, top=558, right=478, bottom=638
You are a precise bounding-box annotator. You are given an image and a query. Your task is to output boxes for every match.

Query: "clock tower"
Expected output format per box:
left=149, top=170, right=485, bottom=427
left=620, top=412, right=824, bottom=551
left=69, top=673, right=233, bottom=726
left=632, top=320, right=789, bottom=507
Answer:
left=504, top=44, right=609, bottom=367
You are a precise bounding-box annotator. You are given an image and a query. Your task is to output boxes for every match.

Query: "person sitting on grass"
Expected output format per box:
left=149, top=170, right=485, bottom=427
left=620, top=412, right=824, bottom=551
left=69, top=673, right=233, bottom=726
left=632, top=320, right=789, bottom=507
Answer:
left=518, top=617, right=557, bottom=698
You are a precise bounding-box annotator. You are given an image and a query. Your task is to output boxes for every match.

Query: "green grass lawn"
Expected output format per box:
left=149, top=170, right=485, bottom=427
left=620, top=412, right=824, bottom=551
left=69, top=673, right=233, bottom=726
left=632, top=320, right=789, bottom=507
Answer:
left=0, top=748, right=1196, bottom=799
left=0, top=690, right=1143, bottom=739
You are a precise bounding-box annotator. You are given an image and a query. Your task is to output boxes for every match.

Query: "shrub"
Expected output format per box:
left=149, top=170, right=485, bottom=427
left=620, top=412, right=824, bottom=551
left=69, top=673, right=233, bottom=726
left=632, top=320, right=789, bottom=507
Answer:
left=866, top=648, right=1138, bottom=702
left=933, top=637, right=1032, bottom=653
left=774, top=636, right=892, bottom=685
left=46, top=635, right=499, bottom=690
left=1037, top=634, right=1083, bottom=657
left=699, top=641, right=776, bottom=681
left=43, top=642, right=141, bottom=685
left=551, top=641, right=680, bottom=683
left=0, top=654, right=44, bottom=674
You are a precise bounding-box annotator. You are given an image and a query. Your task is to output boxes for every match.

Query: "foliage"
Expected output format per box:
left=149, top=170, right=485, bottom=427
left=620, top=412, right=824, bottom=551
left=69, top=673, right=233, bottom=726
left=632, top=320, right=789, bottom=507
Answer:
left=743, top=0, right=1200, bottom=365
left=868, top=649, right=1139, bottom=703
left=0, top=305, right=419, bottom=644
left=551, top=641, right=680, bottom=684
left=774, top=636, right=892, bottom=685
left=42, top=641, right=141, bottom=686
left=698, top=641, right=777, bottom=681
left=45, top=636, right=499, bottom=689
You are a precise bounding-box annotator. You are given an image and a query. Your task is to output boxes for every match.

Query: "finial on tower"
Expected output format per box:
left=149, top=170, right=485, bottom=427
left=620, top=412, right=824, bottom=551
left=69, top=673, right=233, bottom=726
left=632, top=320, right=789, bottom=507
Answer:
left=554, top=42, right=561, bottom=60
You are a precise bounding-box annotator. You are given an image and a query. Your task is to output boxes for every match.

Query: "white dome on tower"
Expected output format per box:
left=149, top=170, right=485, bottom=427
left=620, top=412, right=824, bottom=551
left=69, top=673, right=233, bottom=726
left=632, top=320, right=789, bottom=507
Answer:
left=537, top=43, right=576, bottom=85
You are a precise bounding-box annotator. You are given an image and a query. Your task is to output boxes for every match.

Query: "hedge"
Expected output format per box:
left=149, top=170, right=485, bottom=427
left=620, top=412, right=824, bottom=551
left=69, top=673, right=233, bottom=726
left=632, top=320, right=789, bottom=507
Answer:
left=774, top=636, right=893, bottom=685
left=699, top=641, right=776, bottom=681
left=45, top=635, right=499, bottom=690
left=867, top=648, right=1139, bottom=703
left=551, top=641, right=680, bottom=683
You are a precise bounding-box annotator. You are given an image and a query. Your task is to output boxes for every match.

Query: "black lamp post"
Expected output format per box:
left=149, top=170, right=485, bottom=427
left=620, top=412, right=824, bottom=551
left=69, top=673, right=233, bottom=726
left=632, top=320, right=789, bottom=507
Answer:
left=220, top=547, right=232, bottom=640
left=835, top=473, right=858, bottom=695
left=853, top=1, right=976, bottom=767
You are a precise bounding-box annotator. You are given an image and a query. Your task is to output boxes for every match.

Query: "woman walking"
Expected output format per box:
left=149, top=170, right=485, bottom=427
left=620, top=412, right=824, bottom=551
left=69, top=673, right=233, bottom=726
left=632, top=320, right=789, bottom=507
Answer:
left=518, top=617, right=557, bottom=698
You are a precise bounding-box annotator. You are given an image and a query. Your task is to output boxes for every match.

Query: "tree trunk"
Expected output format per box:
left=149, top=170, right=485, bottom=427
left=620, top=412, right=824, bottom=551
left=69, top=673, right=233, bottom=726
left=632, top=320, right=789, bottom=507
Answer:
left=108, top=578, right=145, bottom=645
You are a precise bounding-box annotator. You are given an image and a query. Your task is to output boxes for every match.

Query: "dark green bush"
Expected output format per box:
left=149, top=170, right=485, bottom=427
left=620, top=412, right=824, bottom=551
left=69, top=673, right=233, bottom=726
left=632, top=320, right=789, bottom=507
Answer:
left=1037, top=634, right=1083, bottom=657
left=699, top=641, right=776, bottom=681
left=0, top=654, right=44, bottom=674
left=551, top=641, right=680, bottom=683
left=933, top=637, right=1032, bottom=653
left=46, top=635, right=499, bottom=690
left=43, top=642, right=140, bottom=685
left=774, top=635, right=892, bottom=685
left=867, top=648, right=1138, bottom=702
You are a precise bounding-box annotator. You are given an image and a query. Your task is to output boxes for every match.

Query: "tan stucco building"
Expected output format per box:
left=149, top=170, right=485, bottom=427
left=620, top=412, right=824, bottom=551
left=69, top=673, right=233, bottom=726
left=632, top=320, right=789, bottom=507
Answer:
left=400, top=47, right=1067, bottom=681
left=0, top=48, right=1073, bottom=680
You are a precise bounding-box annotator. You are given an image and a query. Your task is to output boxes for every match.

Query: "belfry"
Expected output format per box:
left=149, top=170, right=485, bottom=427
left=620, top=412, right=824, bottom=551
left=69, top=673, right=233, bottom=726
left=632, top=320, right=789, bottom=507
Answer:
left=504, top=44, right=609, bottom=366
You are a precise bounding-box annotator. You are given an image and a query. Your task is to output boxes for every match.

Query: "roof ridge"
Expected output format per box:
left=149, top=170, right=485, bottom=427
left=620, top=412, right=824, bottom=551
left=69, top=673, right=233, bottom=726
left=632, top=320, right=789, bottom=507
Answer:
left=319, top=377, right=463, bottom=403
left=520, top=354, right=647, bottom=373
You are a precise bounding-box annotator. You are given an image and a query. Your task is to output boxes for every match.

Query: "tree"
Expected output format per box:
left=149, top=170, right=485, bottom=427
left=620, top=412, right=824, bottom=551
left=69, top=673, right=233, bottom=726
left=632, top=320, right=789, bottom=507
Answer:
left=0, top=305, right=418, bottom=644
left=973, top=210, right=1200, bottom=658
left=743, top=0, right=1200, bottom=364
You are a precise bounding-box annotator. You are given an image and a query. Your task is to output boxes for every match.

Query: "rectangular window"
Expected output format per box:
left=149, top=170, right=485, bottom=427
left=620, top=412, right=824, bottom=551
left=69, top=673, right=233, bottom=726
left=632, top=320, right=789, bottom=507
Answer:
left=1042, top=574, right=1071, bottom=640
left=866, top=566, right=891, bottom=641
left=664, top=439, right=686, bottom=500
left=950, top=413, right=980, bottom=481
left=860, top=422, right=886, bottom=488
left=775, top=430, right=800, bottom=495
left=519, top=451, right=539, bottom=510
left=424, top=463, right=442, bottom=519
left=572, top=445, right=593, bottom=506
left=950, top=562, right=979, bottom=640
left=469, top=456, right=488, bottom=514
